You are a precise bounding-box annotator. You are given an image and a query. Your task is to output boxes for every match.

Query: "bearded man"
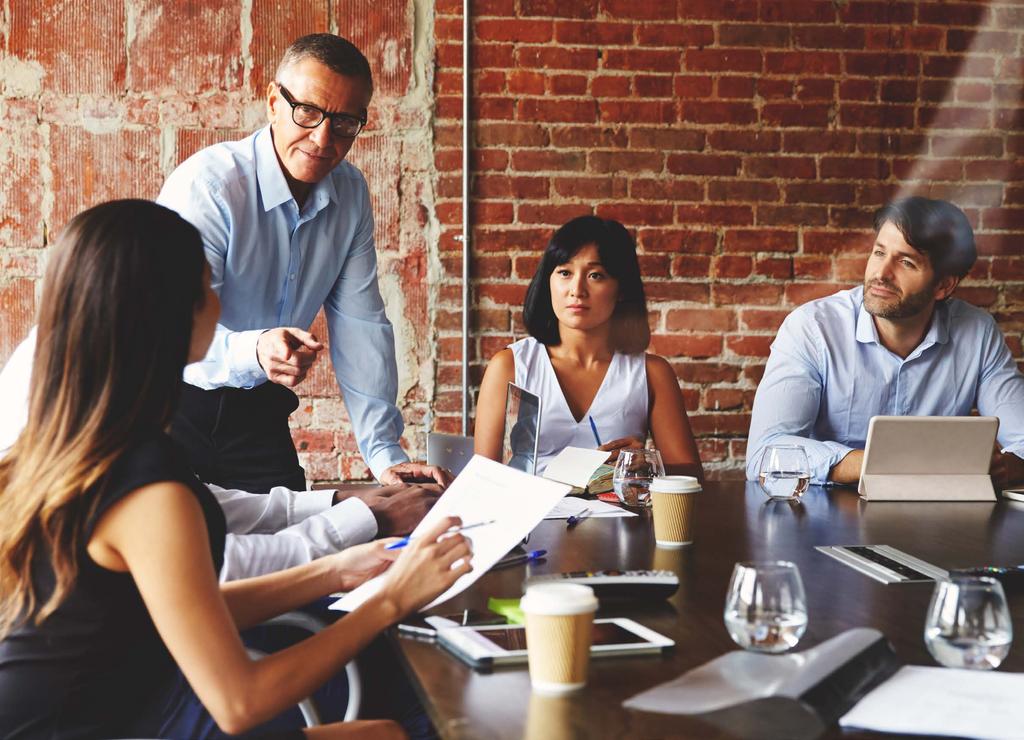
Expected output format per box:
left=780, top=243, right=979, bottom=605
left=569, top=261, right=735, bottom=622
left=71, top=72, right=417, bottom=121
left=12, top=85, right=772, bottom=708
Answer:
left=745, top=196, right=1024, bottom=487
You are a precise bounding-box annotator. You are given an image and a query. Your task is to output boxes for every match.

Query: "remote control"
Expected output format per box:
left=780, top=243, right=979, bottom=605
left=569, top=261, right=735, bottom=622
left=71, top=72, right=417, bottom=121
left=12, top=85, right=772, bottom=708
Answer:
left=524, top=570, right=679, bottom=600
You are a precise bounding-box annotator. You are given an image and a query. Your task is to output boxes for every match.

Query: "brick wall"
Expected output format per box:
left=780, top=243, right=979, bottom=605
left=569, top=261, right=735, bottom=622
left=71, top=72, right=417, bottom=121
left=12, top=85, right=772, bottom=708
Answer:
left=434, top=0, right=1024, bottom=478
left=1, top=1, right=1022, bottom=483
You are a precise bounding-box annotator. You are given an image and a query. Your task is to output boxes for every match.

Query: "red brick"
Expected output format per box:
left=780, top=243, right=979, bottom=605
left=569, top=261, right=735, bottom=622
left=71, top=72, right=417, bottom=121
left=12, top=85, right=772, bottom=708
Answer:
left=676, top=205, right=754, bottom=226
left=762, top=104, right=831, bottom=128
left=688, top=412, right=753, bottom=436
left=786, top=282, right=846, bottom=305
left=553, top=176, right=621, bottom=199
left=820, top=156, right=889, bottom=180
left=591, top=75, right=632, bottom=97
left=478, top=283, right=528, bottom=306
left=923, top=55, right=995, bottom=79
left=602, top=0, right=676, bottom=19
left=475, top=19, right=553, bottom=43
left=714, top=256, right=753, bottom=278
left=857, top=132, right=926, bottom=155
left=630, top=179, right=704, bottom=202
left=709, top=130, right=781, bottom=153
left=8, top=0, right=127, bottom=95
left=517, top=98, right=597, bottom=123
left=507, top=70, right=545, bottom=95
left=511, top=150, right=586, bottom=171
left=599, top=99, right=676, bottom=124
left=786, top=182, right=856, bottom=205
left=518, top=203, right=593, bottom=224
left=685, top=49, right=762, bottom=73
left=740, top=309, right=789, bottom=331
left=650, top=334, right=723, bottom=359
left=719, top=23, right=790, bottom=48
left=0, top=122, right=44, bottom=248
left=636, top=24, right=715, bottom=47
left=765, top=51, right=840, bottom=75
left=947, top=30, right=1018, bottom=53
left=757, top=205, right=829, bottom=226
left=0, top=278, right=34, bottom=365
left=516, top=45, right=600, bottom=70
left=880, top=79, right=918, bottom=103
left=128, top=1, right=241, bottom=93
left=678, top=0, right=758, bottom=21
left=521, top=0, right=597, bottom=17
left=595, top=203, right=675, bottom=226
left=840, top=104, right=915, bottom=129
left=839, top=79, right=877, bottom=101
left=919, top=106, right=992, bottom=131
left=718, top=77, right=756, bottom=99
left=644, top=282, right=711, bottom=302
left=550, top=125, right=628, bottom=148
left=761, top=0, right=835, bottom=22
left=703, top=388, right=750, bottom=411
left=835, top=256, right=869, bottom=281
left=674, top=75, right=715, bottom=99
left=726, top=335, right=773, bottom=357
left=667, top=154, right=741, bottom=177
left=680, top=101, right=757, bottom=125
left=635, top=75, right=674, bottom=97
left=671, top=255, right=713, bottom=278
left=630, top=128, right=705, bottom=150
left=589, top=151, right=664, bottom=173
left=755, top=257, right=793, bottom=279
left=708, top=180, right=780, bottom=203
left=665, top=308, right=736, bottom=333
left=793, top=256, right=832, bottom=279
left=723, top=230, right=798, bottom=253
left=796, top=79, right=835, bottom=102
left=555, top=20, right=633, bottom=44
left=639, top=230, right=718, bottom=254
left=840, top=1, right=915, bottom=24
left=744, top=156, right=817, bottom=180
left=982, top=209, right=1024, bottom=231
left=551, top=74, right=589, bottom=95
left=712, top=283, right=783, bottom=306
left=675, top=362, right=742, bottom=384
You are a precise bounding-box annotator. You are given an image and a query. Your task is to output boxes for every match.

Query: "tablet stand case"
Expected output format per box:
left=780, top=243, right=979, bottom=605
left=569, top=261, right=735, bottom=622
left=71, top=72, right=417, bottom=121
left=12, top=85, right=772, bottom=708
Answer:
left=622, top=628, right=900, bottom=740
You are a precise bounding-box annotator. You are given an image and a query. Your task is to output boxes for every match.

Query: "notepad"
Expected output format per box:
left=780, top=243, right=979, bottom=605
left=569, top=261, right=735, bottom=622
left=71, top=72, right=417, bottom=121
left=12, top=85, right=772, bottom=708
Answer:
left=542, top=446, right=611, bottom=491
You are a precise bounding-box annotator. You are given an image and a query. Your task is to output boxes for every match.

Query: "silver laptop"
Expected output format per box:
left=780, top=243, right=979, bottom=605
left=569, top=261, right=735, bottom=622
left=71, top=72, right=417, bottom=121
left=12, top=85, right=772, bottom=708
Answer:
left=503, top=382, right=541, bottom=475
left=858, top=416, right=998, bottom=501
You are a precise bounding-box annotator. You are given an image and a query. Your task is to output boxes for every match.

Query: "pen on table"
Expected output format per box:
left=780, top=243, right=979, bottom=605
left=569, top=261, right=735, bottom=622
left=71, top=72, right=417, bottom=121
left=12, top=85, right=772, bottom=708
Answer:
left=385, top=519, right=496, bottom=550
left=493, top=549, right=547, bottom=570
left=566, top=507, right=592, bottom=529
left=588, top=415, right=602, bottom=447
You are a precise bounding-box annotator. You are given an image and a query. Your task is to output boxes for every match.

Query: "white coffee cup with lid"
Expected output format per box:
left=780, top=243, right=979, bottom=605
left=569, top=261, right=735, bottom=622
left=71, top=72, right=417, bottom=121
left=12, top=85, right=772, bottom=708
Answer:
left=520, top=583, right=598, bottom=695
left=651, top=475, right=701, bottom=548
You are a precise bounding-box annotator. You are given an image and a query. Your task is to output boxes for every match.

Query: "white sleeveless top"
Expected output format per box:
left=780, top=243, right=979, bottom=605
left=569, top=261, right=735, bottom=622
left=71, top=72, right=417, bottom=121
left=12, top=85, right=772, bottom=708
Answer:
left=509, top=337, right=649, bottom=474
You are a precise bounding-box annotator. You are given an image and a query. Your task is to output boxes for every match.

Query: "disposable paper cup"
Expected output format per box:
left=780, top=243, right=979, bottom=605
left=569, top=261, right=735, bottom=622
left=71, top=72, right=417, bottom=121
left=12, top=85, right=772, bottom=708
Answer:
left=651, top=475, right=701, bottom=548
left=521, top=583, right=598, bottom=695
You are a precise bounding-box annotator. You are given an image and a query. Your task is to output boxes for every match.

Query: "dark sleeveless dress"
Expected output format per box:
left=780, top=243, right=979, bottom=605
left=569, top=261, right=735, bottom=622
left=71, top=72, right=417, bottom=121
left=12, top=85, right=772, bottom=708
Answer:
left=0, top=434, right=227, bottom=738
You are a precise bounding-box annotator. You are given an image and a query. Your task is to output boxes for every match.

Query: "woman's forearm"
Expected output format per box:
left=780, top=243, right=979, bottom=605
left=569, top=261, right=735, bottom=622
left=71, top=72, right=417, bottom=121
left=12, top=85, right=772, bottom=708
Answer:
left=221, top=557, right=338, bottom=629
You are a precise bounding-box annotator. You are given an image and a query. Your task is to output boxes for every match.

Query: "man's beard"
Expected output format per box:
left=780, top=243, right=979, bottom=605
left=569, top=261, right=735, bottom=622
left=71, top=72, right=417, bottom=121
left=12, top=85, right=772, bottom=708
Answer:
left=863, top=278, right=935, bottom=320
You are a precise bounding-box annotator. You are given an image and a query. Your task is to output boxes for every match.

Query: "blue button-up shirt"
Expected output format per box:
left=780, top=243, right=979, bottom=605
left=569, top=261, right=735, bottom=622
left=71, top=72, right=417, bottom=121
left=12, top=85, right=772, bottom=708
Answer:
left=157, top=126, right=406, bottom=478
left=746, top=286, right=1024, bottom=482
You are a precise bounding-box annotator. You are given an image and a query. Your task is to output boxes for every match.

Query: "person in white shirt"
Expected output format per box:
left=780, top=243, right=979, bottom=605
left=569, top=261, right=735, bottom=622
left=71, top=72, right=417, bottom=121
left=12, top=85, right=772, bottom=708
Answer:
left=0, top=329, right=438, bottom=580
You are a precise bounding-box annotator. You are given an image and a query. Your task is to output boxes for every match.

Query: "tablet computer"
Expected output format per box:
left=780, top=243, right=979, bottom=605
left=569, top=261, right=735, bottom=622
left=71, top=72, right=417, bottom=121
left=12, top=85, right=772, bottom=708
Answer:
left=858, top=416, right=997, bottom=501
left=437, top=618, right=673, bottom=669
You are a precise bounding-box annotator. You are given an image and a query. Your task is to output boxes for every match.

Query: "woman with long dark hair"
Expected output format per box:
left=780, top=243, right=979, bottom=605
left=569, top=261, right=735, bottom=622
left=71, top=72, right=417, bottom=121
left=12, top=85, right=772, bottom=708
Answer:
left=0, top=200, right=470, bottom=738
left=474, top=215, right=702, bottom=480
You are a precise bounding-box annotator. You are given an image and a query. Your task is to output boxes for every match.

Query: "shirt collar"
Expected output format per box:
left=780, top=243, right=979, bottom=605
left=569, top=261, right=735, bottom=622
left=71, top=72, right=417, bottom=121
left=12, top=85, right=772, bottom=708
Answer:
left=854, top=284, right=951, bottom=349
left=255, top=126, right=294, bottom=212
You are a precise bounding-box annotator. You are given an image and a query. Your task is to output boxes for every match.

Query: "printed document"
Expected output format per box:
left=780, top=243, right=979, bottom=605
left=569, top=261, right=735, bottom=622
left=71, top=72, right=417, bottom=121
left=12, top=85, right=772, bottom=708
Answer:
left=331, top=455, right=570, bottom=612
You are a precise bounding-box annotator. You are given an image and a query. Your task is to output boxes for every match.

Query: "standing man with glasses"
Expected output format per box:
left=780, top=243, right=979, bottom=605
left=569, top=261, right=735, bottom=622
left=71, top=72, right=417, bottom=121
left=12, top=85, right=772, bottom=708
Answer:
left=158, top=34, right=448, bottom=533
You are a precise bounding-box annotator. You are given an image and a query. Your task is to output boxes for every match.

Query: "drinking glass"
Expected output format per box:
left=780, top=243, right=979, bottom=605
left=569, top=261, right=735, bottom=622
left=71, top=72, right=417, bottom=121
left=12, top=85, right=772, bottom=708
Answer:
left=924, top=576, right=1012, bottom=670
left=611, top=448, right=664, bottom=507
left=724, top=561, right=808, bottom=653
left=758, top=445, right=811, bottom=500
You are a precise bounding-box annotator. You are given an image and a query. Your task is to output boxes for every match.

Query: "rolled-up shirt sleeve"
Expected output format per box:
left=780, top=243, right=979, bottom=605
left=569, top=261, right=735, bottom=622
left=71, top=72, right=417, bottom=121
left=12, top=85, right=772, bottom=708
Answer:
left=746, top=312, right=854, bottom=483
left=323, top=187, right=408, bottom=480
left=157, top=171, right=267, bottom=389
left=976, top=319, right=1024, bottom=460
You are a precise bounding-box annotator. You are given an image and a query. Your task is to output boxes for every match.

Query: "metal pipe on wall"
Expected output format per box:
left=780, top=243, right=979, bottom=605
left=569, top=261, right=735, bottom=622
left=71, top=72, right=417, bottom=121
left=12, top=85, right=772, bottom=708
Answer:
left=460, top=0, right=471, bottom=435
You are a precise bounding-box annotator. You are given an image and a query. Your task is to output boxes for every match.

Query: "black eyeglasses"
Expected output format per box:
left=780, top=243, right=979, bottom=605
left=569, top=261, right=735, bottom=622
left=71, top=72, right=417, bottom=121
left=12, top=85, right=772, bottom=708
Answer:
left=276, top=83, right=367, bottom=138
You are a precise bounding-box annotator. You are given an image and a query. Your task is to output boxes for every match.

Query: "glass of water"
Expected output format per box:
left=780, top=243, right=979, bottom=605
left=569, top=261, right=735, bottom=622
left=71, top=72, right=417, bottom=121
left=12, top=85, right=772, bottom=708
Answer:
left=724, top=561, right=808, bottom=653
left=924, top=576, right=1012, bottom=670
left=612, top=448, right=664, bottom=507
left=758, top=444, right=811, bottom=500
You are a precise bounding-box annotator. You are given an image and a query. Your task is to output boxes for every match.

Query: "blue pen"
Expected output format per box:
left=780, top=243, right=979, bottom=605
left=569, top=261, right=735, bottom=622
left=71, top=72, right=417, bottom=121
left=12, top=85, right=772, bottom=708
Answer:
left=566, top=507, right=592, bottom=529
left=493, top=549, right=547, bottom=570
left=385, top=519, right=495, bottom=550
left=588, top=415, right=602, bottom=446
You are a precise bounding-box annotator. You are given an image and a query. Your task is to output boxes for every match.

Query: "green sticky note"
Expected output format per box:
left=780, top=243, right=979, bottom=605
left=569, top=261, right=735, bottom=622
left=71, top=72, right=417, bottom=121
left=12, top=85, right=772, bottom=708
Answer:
left=487, top=597, right=524, bottom=625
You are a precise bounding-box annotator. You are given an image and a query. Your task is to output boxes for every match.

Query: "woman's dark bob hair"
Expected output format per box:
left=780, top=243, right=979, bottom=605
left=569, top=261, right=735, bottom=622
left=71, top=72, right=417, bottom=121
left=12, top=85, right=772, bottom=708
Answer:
left=523, top=215, right=650, bottom=354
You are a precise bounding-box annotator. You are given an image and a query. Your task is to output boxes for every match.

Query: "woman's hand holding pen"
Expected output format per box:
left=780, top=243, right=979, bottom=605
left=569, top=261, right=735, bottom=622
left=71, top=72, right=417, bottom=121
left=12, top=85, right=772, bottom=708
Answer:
left=373, top=516, right=474, bottom=620
left=598, top=436, right=646, bottom=463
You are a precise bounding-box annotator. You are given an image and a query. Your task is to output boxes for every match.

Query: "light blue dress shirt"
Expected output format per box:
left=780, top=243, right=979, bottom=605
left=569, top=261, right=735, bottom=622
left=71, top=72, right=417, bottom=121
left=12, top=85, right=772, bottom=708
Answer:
left=157, top=126, right=407, bottom=478
left=746, top=286, right=1024, bottom=483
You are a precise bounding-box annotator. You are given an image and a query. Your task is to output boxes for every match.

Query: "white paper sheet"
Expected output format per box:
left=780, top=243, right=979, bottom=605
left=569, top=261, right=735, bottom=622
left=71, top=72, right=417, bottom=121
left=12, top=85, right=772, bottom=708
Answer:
left=330, top=455, right=570, bottom=612
left=839, top=665, right=1024, bottom=740
left=543, top=496, right=636, bottom=520
left=542, top=446, right=610, bottom=488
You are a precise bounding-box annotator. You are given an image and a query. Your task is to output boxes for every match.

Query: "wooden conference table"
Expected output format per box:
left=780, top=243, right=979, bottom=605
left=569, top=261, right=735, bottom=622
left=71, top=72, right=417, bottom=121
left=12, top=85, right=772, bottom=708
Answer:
left=390, top=481, right=1024, bottom=739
